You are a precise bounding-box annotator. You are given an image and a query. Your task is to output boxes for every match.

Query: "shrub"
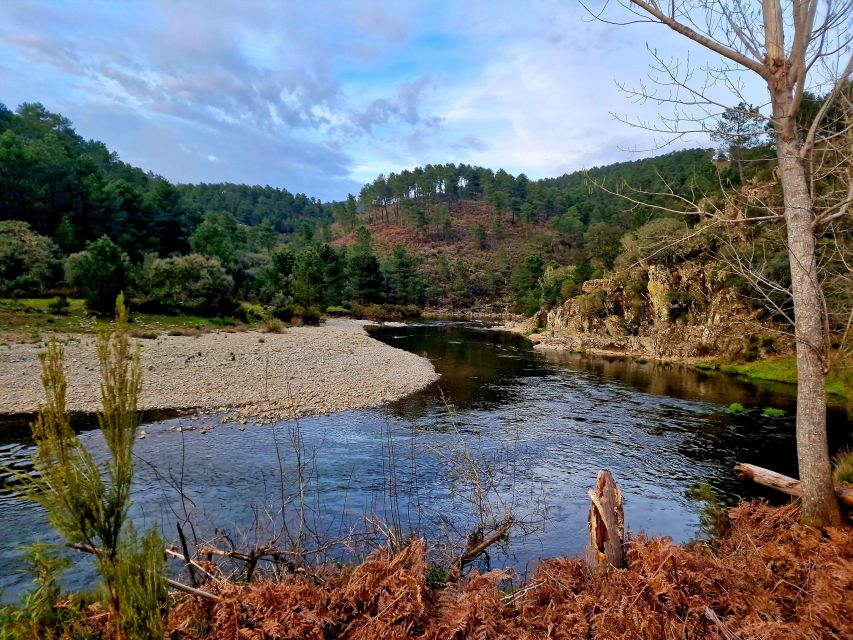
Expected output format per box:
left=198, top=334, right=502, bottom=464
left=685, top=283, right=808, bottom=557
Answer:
left=47, top=294, right=70, bottom=315
left=271, top=303, right=321, bottom=326
left=615, top=217, right=695, bottom=269
left=140, top=253, right=234, bottom=315
left=346, top=302, right=421, bottom=321
left=727, top=402, right=746, bottom=414
left=0, top=221, right=61, bottom=296
left=233, top=304, right=266, bottom=324
left=65, top=236, right=131, bottom=315
left=576, top=288, right=607, bottom=319
left=300, top=306, right=322, bottom=326
left=262, top=317, right=285, bottom=333
left=11, top=295, right=167, bottom=637
left=761, top=407, right=786, bottom=418
left=128, top=329, right=158, bottom=339
left=326, top=305, right=350, bottom=316
left=272, top=303, right=305, bottom=322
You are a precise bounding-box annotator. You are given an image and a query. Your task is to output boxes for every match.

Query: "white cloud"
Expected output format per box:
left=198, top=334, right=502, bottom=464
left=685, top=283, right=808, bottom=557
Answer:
left=0, top=0, right=770, bottom=198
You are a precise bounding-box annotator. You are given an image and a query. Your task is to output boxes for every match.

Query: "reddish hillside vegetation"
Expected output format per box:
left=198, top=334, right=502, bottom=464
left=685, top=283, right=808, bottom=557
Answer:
left=334, top=200, right=569, bottom=310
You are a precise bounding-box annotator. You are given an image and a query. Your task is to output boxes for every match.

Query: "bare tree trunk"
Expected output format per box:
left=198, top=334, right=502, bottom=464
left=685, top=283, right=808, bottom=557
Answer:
left=614, top=0, right=850, bottom=529
left=772, top=87, right=842, bottom=526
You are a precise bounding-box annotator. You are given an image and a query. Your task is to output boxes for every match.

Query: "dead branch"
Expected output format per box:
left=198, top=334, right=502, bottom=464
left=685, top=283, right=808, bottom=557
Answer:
left=459, top=517, right=514, bottom=568
left=165, top=578, right=222, bottom=602
left=70, top=542, right=223, bottom=602
left=734, top=463, right=853, bottom=507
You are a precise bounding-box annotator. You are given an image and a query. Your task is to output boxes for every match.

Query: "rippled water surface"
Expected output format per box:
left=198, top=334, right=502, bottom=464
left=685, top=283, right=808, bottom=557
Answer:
left=1, top=322, right=851, bottom=599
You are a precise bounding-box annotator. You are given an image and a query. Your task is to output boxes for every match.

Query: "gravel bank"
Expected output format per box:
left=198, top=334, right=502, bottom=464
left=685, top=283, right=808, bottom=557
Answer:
left=0, top=320, right=439, bottom=422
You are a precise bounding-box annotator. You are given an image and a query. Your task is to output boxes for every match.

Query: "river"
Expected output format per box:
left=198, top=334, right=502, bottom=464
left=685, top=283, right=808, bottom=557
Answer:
left=1, top=321, right=851, bottom=599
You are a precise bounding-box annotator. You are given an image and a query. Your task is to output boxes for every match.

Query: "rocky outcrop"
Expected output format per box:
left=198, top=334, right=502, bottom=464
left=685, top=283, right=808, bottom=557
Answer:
left=528, top=261, right=791, bottom=360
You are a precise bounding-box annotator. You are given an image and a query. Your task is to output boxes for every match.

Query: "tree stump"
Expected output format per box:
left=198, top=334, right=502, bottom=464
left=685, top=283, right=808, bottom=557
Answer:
left=585, top=469, right=624, bottom=571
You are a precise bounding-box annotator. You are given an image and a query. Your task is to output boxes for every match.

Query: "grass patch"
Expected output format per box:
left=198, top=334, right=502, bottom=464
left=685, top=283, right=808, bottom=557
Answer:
left=833, top=449, right=853, bottom=486
left=0, top=297, right=254, bottom=337
left=695, top=355, right=852, bottom=401
left=720, top=357, right=798, bottom=384
left=726, top=402, right=746, bottom=415
left=693, top=362, right=718, bottom=371
left=761, top=407, right=786, bottom=418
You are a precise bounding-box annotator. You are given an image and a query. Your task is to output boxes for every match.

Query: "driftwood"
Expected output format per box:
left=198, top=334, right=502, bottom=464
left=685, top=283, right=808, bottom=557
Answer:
left=459, top=518, right=514, bottom=568
left=734, top=463, right=853, bottom=508
left=585, top=470, right=624, bottom=571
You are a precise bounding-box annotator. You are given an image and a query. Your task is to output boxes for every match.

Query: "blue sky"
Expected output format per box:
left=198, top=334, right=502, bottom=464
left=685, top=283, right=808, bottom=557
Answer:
left=0, top=0, right=767, bottom=200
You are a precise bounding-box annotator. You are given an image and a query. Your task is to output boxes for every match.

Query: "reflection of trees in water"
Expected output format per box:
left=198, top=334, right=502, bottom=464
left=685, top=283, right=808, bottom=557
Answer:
left=541, top=352, right=799, bottom=409
left=372, top=324, right=853, bottom=507
left=372, top=325, right=549, bottom=418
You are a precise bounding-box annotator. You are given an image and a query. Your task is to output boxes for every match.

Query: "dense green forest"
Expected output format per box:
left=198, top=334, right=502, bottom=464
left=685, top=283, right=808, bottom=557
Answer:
left=1, top=100, right=771, bottom=320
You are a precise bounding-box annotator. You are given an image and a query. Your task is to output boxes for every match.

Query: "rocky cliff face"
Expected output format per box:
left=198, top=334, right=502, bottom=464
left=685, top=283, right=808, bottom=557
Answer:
left=528, top=261, right=791, bottom=360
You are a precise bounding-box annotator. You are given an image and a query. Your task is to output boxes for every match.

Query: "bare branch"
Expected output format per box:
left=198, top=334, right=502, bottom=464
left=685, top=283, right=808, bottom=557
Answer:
left=801, top=52, right=853, bottom=158
left=626, top=0, right=769, bottom=76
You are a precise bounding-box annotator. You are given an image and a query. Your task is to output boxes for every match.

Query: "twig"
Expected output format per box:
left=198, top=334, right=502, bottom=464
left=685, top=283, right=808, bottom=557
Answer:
left=166, top=578, right=222, bottom=602
left=71, top=542, right=223, bottom=602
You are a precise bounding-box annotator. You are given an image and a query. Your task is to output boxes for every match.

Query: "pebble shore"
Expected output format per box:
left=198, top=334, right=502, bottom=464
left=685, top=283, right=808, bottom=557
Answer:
left=0, top=320, right=439, bottom=422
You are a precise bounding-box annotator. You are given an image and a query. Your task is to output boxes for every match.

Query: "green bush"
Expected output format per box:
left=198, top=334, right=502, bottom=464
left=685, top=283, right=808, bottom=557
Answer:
left=727, top=402, right=746, bottom=414
left=140, top=253, right=234, bottom=315
left=300, top=306, right=322, bottom=326
left=47, top=295, right=70, bottom=315
left=576, top=288, right=606, bottom=319
left=761, top=407, right=786, bottom=418
left=426, top=564, right=449, bottom=590
left=11, top=295, right=167, bottom=637
left=65, top=236, right=131, bottom=315
left=346, top=302, right=421, bottom=321
left=272, top=303, right=304, bottom=322
left=325, top=305, right=350, bottom=316
left=271, top=303, right=322, bottom=326
left=233, top=303, right=266, bottom=324
left=261, top=317, right=285, bottom=333
left=0, top=221, right=61, bottom=296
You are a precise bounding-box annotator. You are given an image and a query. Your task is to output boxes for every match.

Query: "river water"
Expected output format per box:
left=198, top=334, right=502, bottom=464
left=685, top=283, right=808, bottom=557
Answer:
left=1, top=322, right=851, bottom=599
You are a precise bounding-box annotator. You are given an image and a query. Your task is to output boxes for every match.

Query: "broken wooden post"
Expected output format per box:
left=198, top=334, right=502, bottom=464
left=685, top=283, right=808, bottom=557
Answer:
left=585, top=469, right=624, bottom=571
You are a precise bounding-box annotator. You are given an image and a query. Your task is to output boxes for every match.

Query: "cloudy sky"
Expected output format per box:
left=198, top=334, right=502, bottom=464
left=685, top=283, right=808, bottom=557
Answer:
left=0, top=0, right=766, bottom=200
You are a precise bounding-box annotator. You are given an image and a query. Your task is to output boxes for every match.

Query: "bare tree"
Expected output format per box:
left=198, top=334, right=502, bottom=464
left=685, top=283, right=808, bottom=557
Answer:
left=588, top=0, right=852, bottom=526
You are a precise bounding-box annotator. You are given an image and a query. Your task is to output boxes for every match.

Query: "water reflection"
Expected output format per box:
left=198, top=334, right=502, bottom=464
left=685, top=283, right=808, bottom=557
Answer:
left=1, top=322, right=851, bottom=601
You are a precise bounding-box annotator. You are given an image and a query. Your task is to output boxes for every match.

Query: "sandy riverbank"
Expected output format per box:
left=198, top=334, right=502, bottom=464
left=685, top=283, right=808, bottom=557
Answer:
left=0, top=319, right=439, bottom=422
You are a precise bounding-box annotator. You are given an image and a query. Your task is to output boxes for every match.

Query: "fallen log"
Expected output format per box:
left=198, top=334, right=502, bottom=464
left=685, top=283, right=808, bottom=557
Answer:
left=585, top=469, right=624, bottom=571
left=734, top=463, right=853, bottom=508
